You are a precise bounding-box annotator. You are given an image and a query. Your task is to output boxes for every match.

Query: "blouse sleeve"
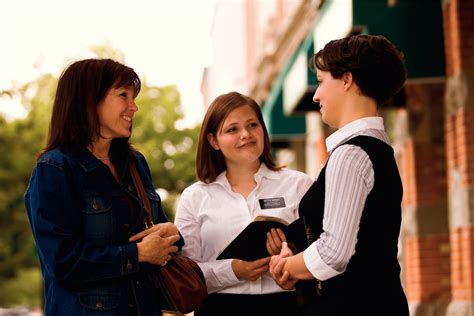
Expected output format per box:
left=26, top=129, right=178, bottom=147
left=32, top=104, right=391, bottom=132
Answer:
left=174, top=187, right=241, bottom=293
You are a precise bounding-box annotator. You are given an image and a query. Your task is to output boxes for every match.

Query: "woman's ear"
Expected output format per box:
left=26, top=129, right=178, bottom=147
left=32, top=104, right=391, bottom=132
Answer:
left=207, top=133, right=220, bottom=150
left=342, top=72, right=353, bottom=91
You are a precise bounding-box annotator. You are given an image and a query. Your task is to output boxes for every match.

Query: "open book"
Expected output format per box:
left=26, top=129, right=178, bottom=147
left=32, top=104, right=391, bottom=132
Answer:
left=216, top=216, right=308, bottom=261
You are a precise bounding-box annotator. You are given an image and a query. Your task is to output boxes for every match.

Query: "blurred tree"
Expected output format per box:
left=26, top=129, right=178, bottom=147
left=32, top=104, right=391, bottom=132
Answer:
left=132, top=83, right=200, bottom=215
left=0, top=54, right=199, bottom=307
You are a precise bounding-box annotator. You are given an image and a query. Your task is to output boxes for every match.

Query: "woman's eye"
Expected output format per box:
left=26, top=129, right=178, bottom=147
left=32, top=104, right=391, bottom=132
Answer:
left=226, top=127, right=237, bottom=133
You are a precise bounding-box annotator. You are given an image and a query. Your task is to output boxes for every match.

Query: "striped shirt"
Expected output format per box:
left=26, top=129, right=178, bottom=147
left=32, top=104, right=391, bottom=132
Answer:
left=303, top=116, right=391, bottom=281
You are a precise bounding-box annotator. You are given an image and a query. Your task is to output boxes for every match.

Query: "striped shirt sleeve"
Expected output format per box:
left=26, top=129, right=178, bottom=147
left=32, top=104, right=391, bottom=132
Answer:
left=303, top=143, right=374, bottom=281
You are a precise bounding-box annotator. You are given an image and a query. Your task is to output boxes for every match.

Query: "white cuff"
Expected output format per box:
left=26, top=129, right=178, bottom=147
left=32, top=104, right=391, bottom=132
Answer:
left=303, top=242, right=341, bottom=281
left=215, top=259, right=240, bottom=284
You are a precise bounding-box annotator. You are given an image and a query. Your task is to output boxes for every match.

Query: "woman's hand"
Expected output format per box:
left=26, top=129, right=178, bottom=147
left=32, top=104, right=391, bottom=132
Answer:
left=269, top=242, right=297, bottom=290
left=129, top=222, right=179, bottom=242
left=231, top=257, right=271, bottom=281
left=266, top=228, right=286, bottom=255
left=136, top=230, right=180, bottom=266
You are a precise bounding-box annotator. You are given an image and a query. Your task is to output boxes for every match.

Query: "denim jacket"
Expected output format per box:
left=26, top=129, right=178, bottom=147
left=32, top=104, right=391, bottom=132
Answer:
left=25, top=147, right=181, bottom=315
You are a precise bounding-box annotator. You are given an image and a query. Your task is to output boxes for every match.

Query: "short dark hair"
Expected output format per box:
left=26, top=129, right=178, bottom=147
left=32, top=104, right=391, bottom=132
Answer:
left=42, top=58, right=141, bottom=157
left=312, top=34, right=407, bottom=106
left=196, top=91, right=280, bottom=183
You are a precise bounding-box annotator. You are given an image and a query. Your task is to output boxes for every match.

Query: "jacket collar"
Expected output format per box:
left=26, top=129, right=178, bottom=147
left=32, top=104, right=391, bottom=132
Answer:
left=71, top=146, right=131, bottom=174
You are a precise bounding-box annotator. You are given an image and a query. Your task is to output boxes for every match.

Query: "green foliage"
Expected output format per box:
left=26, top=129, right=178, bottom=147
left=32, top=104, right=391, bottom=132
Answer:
left=0, top=55, right=199, bottom=308
left=0, top=268, right=42, bottom=307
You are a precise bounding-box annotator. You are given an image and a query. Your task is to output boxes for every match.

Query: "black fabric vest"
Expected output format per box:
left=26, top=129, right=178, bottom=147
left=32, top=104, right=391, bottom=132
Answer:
left=299, top=135, right=409, bottom=315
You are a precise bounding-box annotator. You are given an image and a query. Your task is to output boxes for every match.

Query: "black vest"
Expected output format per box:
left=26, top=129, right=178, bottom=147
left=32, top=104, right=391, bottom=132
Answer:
left=299, top=135, right=408, bottom=315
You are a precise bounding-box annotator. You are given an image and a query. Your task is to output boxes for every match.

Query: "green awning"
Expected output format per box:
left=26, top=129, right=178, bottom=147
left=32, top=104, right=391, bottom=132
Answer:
left=262, top=89, right=306, bottom=142
left=353, top=0, right=445, bottom=78
left=262, top=30, right=317, bottom=142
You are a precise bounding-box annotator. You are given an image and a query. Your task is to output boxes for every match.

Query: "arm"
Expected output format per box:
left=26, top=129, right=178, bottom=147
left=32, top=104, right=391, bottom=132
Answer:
left=174, top=188, right=242, bottom=293
left=25, top=162, right=139, bottom=286
left=273, top=146, right=373, bottom=282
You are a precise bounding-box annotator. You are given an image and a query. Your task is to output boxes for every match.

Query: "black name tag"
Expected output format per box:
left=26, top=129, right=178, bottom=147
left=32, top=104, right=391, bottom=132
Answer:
left=259, top=197, right=286, bottom=209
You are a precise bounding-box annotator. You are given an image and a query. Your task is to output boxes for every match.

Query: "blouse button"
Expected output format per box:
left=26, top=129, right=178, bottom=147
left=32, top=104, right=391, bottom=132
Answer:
left=96, top=300, right=103, bottom=308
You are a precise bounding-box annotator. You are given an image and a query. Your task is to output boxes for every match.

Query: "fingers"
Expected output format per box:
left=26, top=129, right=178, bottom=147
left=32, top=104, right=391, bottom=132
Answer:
left=270, top=255, right=285, bottom=276
left=163, top=234, right=181, bottom=249
left=279, top=242, right=293, bottom=257
left=253, top=256, right=271, bottom=266
left=266, top=229, right=287, bottom=255
left=129, top=222, right=176, bottom=242
left=129, top=224, right=162, bottom=242
left=276, top=228, right=286, bottom=243
left=278, top=271, right=297, bottom=290
left=129, top=227, right=153, bottom=242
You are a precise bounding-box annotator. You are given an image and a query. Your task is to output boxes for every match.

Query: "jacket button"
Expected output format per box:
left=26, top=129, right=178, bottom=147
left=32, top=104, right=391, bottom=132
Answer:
left=127, top=185, right=134, bottom=191
left=96, top=300, right=103, bottom=308
left=92, top=199, right=99, bottom=210
left=122, top=224, right=130, bottom=232
left=127, top=260, right=133, bottom=272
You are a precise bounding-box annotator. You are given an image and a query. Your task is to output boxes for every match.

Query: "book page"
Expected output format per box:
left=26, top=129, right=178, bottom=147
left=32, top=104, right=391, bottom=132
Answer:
left=253, top=215, right=289, bottom=225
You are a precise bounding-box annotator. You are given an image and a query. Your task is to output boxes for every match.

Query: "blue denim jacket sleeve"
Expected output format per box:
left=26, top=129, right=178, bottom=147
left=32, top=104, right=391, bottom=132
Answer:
left=25, top=160, right=139, bottom=286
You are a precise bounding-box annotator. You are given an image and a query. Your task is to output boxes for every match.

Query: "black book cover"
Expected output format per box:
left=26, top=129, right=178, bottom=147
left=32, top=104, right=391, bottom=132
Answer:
left=216, top=216, right=307, bottom=261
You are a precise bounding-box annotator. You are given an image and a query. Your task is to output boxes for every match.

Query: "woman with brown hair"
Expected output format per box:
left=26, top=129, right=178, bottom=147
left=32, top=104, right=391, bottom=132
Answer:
left=269, top=34, right=409, bottom=315
left=174, top=91, right=312, bottom=316
left=25, top=58, right=182, bottom=315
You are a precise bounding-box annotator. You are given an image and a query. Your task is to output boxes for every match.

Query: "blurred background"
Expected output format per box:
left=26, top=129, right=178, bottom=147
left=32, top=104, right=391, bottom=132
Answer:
left=1, top=0, right=473, bottom=315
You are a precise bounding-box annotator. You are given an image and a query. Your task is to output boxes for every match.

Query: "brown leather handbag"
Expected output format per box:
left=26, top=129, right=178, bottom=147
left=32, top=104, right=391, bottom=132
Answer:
left=148, top=254, right=208, bottom=314
left=130, top=159, right=208, bottom=314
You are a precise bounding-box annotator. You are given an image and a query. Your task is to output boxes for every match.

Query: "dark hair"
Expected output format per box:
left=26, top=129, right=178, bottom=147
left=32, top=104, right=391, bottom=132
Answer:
left=41, top=58, right=141, bottom=157
left=312, top=34, right=407, bottom=106
left=196, top=91, right=280, bottom=183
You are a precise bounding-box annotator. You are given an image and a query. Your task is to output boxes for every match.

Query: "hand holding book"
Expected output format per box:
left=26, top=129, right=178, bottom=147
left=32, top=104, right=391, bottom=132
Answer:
left=216, top=216, right=307, bottom=261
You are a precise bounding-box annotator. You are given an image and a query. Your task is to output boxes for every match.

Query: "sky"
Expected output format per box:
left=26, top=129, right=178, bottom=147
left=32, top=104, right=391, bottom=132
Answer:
left=0, top=0, right=221, bottom=127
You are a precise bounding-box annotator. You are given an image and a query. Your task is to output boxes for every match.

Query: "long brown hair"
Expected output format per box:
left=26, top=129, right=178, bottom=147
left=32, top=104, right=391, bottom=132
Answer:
left=40, top=58, right=141, bottom=158
left=196, top=91, right=280, bottom=183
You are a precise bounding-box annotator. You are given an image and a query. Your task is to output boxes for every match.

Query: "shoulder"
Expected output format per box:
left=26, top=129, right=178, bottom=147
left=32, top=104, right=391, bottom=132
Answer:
left=181, top=181, right=214, bottom=196
left=329, top=144, right=373, bottom=176
left=132, top=150, right=147, bottom=164
left=37, top=149, right=73, bottom=169
left=132, top=150, right=151, bottom=171
left=274, top=168, right=313, bottom=184
left=180, top=180, right=224, bottom=200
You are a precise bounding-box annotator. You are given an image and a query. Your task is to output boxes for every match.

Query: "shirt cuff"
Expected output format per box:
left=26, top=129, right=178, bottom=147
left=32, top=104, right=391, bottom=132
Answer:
left=214, top=259, right=240, bottom=284
left=120, top=243, right=139, bottom=275
left=303, top=242, right=340, bottom=281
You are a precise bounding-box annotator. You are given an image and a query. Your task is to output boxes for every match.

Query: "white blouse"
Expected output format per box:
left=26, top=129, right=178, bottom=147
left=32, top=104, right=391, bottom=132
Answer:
left=175, top=163, right=313, bottom=294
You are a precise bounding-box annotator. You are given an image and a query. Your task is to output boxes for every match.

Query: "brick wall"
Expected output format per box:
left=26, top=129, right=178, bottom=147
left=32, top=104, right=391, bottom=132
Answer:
left=443, top=0, right=474, bottom=314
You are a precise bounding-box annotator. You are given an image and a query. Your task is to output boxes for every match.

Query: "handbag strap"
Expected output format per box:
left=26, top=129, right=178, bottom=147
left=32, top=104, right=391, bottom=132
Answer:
left=129, top=158, right=153, bottom=228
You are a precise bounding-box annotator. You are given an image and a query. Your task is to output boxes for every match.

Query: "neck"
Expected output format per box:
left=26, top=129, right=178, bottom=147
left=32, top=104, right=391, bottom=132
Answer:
left=88, top=139, right=112, bottom=160
left=225, top=161, right=260, bottom=187
left=337, top=96, right=378, bottom=128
